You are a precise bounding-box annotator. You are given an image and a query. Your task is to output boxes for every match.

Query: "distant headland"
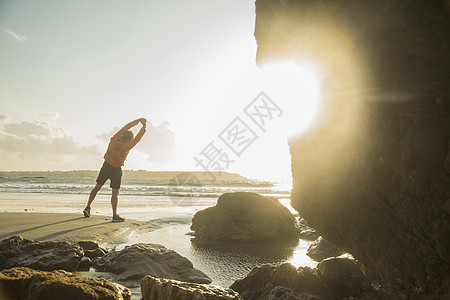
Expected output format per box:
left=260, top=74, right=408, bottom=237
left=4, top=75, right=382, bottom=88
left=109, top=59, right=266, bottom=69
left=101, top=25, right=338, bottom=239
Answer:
left=0, top=170, right=249, bottom=181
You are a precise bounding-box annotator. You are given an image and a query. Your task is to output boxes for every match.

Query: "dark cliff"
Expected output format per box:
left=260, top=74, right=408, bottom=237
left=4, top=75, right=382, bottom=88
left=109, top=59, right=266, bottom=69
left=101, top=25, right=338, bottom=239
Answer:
left=254, top=0, right=450, bottom=297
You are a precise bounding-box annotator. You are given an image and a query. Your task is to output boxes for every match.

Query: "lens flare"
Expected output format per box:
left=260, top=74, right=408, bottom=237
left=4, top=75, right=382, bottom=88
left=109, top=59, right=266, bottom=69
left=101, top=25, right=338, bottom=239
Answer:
left=259, top=61, right=322, bottom=138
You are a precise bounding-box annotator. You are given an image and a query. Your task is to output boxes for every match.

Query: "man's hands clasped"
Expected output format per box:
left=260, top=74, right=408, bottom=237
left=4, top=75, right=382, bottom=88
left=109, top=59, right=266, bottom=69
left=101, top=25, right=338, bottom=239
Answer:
left=137, top=118, right=148, bottom=129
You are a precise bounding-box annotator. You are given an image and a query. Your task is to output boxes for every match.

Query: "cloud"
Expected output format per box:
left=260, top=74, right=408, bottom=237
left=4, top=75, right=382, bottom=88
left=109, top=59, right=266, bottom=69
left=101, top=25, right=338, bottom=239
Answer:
left=95, top=127, right=120, bottom=143
left=4, top=121, right=51, bottom=137
left=0, top=114, right=12, bottom=126
left=136, top=121, right=177, bottom=163
left=0, top=115, right=100, bottom=170
left=5, top=28, right=28, bottom=42
left=38, top=112, right=60, bottom=120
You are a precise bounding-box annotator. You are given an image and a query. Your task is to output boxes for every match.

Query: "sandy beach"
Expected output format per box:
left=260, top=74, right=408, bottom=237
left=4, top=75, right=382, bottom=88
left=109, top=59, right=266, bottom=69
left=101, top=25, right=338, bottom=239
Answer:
left=0, top=212, right=151, bottom=244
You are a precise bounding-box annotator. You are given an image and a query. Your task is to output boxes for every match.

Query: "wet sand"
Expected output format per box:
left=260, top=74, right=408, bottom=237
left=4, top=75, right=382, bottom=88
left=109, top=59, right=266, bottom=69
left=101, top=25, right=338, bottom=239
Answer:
left=0, top=212, right=152, bottom=244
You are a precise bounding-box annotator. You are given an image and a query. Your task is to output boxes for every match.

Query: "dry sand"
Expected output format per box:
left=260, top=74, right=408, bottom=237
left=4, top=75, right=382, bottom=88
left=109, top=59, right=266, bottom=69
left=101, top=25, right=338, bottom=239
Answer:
left=0, top=213, right=151, bottom=244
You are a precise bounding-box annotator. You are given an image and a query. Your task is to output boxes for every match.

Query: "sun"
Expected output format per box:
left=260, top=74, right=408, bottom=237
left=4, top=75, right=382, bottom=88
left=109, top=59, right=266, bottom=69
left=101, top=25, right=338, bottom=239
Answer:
left=258, top=61, right=322, bottom=138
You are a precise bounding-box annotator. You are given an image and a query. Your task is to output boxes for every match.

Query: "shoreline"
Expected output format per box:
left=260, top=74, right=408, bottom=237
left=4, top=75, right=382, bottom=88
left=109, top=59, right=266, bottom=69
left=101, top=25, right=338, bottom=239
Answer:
left=0, top=212, right=152, bottom=244
left=0, top=198, right=316, bottom=290
left=0, top=208, right=317, bottom=297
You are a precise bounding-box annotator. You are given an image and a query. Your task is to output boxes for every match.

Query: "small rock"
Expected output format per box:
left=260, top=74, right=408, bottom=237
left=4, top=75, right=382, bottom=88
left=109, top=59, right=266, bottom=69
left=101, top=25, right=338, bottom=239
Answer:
left=93, top=243, right=211, bottom=283
left=316, top=257, right=372, bottom=297
left=306, top=237, right=344, bottom=261
left=298, top=228, right=319, bottom=241
left=0, top=266, right=131, bottom=300
left=85, top=248, right=108, bottom=259
left=77, top=241, right=101, bottom=251
left=77, top=257, right=91, bottom=271
left=230, top=263, right=322, bottom=300
left=298, top=218, right=320, bottom=241
left=140, top=275, right=243, bottom=300
left=266, top=286, right=319, bottom=300
left=77, top=241, right=108, bottom=259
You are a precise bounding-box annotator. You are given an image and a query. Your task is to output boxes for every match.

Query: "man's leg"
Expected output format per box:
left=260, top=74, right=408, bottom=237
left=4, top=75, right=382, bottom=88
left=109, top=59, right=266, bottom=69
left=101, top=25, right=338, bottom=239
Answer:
left=87, top=183, right=102, bottom=208
left=84, top=183, right=102, bottom=217
left=111, top=188, right=125, bottom=222
left=111, top=188, right=119, bottom=216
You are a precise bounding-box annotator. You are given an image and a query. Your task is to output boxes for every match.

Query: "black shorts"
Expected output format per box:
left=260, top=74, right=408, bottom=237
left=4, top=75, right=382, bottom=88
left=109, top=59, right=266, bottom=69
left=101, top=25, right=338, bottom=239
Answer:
left=96, top=161, right=122, bottom=189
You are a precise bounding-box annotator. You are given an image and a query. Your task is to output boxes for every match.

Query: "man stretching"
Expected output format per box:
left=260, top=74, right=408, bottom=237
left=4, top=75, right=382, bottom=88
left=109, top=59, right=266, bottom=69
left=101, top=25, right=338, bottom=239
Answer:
left=83, top=118, right=147, bottom=222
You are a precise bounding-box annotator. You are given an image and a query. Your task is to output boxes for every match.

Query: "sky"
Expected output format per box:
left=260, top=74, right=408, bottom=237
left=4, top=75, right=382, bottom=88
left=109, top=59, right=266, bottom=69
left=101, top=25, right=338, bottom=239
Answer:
left=0, top=0, right=321, bottom=181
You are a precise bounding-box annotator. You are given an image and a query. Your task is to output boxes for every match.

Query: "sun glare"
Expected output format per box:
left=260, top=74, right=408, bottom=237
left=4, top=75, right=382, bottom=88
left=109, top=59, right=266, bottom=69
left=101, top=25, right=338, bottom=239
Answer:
left=259, top=61, right=322, bottom=138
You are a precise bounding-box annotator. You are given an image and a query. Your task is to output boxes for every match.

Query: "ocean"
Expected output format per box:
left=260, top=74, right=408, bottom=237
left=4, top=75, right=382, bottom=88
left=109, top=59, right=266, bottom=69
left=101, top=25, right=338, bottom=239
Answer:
left=0, top=175, right=317, bottom=293
left=0, top=176, right=294, bottom=217
left=0, top=176, right=291, bottom=202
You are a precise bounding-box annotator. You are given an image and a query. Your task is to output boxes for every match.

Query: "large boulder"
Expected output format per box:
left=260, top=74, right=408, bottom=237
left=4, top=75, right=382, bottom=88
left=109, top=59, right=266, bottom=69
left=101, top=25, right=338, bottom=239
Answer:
left=191, top=192, right=299, bottom=242
left=0, top=267, right=131, bottom=300
left=92, top=243, right=211, bottom=284
left=0, top=236, right=84, bottom=272
left=254, top=0, right=450, bottom=297
left=230, top=259, right=377, bottom=300
left=140, top=275, right=243, bottom=300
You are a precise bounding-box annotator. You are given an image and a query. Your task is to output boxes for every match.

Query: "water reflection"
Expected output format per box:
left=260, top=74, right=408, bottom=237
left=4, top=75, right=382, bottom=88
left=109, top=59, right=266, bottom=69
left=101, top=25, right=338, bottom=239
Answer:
left=189, top=238, right=301, bottom=287
left=190, top=237, right=298, bottom=259
left=120, top=224, right=317, bottom=287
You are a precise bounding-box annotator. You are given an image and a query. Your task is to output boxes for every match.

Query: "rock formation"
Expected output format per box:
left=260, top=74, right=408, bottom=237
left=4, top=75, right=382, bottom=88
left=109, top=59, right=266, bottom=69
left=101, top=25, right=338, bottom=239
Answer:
left=230, top=258, right=376, bottom=300
left=140, top=275, right=243, bottom=300
left=191, top=192, right=299, bottom=242
left=254, top=0, right=450, bottom=297
left=0, top=236, right=84, bottom=272
left=92, top=243, right=211, bottom=284
left=0, top=267, right=131, bottom=300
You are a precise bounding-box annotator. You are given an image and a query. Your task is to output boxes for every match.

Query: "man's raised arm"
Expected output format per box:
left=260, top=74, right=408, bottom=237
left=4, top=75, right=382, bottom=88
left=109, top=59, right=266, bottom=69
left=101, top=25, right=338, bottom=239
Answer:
left=123, top=119, right=147, bottom=150
left=112, top=119, right=141, bottom=139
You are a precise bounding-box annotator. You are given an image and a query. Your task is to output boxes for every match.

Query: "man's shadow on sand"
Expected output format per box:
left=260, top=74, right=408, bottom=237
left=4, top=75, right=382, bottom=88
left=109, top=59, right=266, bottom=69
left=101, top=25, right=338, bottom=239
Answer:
left=0, top=217, right=111, bottom=241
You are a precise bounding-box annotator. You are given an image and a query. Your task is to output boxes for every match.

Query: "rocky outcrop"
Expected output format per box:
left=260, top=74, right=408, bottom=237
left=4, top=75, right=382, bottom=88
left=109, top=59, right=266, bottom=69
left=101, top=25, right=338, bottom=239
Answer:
left=255, top=0, right=450, bottom=297
left=0, top=267, right=131, bottom=300
left=191, top=192, right=299, bottom=242
left=0, top=236, right=84, bottom=272
left=306, top=237, right=344, bottom=262
left=93, top=243, right=211, bottom=284
left=140, top=275, right=243, bottom=300
left=230, top=258, right=377, bottom=300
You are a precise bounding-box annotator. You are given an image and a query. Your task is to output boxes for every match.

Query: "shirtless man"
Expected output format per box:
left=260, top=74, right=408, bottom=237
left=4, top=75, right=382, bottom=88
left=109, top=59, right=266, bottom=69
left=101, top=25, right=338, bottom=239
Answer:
left=83, top=118, right=147, bottom=222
